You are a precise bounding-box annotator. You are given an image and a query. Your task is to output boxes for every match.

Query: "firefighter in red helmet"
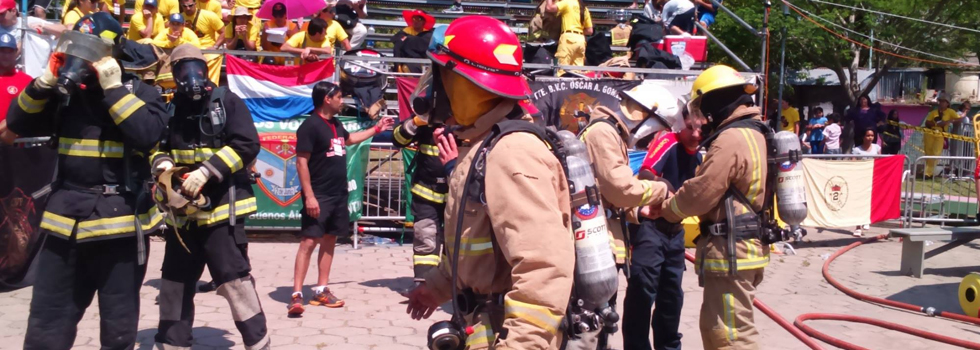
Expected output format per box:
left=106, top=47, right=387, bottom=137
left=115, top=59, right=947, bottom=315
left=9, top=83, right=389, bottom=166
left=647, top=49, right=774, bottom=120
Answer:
left=405, top=16, right=576, bottom=349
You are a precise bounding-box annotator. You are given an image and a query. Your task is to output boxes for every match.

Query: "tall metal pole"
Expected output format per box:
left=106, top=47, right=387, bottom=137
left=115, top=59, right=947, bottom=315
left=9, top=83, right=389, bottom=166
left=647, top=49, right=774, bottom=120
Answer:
left=777, top=26, right=786, bottom=129
left=777, top=4, right=788, bottom=129
left=760, top=0, right=771, bottom=118
left=869, top=29, right=874, bottom=70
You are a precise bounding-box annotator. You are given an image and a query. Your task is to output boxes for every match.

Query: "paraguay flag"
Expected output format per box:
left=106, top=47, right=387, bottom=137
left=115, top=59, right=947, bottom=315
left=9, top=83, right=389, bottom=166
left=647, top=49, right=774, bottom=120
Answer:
left=226, top=55, right=336, bottom=122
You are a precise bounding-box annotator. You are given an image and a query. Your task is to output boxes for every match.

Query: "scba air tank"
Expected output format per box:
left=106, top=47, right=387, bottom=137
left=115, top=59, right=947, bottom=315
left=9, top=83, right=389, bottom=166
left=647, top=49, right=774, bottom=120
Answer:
left=773, top=131, right=808, bottom=227
left=556, top=130, right=618, bottom=308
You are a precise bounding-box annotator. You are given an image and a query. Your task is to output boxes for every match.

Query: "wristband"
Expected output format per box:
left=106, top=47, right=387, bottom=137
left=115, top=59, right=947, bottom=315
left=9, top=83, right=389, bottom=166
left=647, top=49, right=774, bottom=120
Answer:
left=374, top=125, right=382, bottom=133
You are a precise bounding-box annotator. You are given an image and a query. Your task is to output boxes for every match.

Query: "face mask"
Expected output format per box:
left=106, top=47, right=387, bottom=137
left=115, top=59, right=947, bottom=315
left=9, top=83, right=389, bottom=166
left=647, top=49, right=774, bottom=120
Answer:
left=53, top=31, right=112, bottom=97
left=173, top=59, right=210, bottom=101
left=441, top=68, right=502, bottom=127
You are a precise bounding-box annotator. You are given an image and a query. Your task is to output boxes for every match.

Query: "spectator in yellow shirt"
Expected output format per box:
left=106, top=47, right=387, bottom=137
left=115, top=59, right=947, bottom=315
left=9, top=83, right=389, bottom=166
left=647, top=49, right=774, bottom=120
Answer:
left=781, top=99, right=800, bottom=134
left=127, top=0, right=164, bottom=42
left=179, top=0, right=225, bottom=49
left=135, top=0, right=177, bottom=17
left=923, top=95, right=963, bottom=177
left=545, top=0, right=593, bottom=74
left=282, top=18, right=342, bottom=64
left=301, top=3, right=352, bottom=51
left=225, top=6, right=259, bottom=51
left=61, top=0, right=98, bottom=27
left=153, top=13, right=201, bottom=48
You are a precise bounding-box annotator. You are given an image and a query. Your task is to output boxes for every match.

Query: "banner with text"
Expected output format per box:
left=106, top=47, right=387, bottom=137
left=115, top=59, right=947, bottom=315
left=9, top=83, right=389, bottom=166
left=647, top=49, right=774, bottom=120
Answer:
left=529, top=78, right=641, bottom=133
left=246, top=116, right=376, bottom=228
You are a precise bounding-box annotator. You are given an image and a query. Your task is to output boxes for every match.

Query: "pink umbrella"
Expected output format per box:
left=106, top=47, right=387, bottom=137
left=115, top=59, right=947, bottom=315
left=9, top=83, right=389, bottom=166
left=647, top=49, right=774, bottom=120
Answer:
left=256, top=0, right=326, bottom=20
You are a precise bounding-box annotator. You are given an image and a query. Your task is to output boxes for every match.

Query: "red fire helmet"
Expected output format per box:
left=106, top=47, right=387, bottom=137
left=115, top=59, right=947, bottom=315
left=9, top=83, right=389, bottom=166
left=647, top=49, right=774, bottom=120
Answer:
left=428, top=15, right=531, bottom=100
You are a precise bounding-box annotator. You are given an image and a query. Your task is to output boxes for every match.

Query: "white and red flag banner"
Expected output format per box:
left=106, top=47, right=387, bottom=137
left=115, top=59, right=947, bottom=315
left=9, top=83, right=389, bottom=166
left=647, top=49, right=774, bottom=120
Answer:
left=801, top=155, right=904, bottom=227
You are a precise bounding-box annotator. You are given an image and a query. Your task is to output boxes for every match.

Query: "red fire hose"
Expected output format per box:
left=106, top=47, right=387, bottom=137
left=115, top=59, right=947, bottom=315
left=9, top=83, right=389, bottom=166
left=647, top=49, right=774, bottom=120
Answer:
left=683, top=234, right=980, bottom=349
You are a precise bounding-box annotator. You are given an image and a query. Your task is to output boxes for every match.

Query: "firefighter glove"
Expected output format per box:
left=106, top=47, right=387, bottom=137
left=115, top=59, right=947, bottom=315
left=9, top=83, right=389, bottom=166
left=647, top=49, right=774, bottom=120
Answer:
left=154, top=160, right=174, bottom=177
left=36, top=52, right=63, bottom=90
left=181, top=167, right=210, bottom=197
left=93, top=57, right=123, bottom=90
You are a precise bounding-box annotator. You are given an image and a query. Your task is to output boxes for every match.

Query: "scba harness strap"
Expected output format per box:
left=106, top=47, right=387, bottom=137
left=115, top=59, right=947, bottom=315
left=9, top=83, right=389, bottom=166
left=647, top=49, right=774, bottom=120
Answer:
left=697, top=117, right=786, bottom=278
left=166, top=86, right=228, bottom=149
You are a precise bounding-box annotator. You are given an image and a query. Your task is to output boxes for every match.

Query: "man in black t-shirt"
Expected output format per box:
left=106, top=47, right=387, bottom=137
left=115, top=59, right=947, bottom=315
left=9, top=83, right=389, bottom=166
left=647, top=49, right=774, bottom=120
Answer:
left=624, top=108, right=704, bottom=350
left=288, top=82, right=394, bottom=316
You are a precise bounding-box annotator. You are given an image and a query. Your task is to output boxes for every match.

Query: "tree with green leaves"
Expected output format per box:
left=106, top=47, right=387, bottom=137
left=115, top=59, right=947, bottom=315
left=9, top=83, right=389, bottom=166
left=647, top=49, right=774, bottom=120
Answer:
left=705, top=0, right=980, bottom=111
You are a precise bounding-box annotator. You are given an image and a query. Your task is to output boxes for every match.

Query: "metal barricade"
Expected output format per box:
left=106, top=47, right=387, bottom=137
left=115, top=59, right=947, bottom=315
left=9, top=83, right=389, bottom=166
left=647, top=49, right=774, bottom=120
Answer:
left=905, top=155, right=978, bottom=227
left=351, top=142, right=412, bottom=249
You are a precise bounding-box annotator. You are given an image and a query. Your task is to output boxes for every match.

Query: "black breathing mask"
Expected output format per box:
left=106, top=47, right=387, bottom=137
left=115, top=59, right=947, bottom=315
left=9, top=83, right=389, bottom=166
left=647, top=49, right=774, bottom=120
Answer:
left=173, top=59, right=211, bottom=101
left=411, top=67, right=453, bottom=125
left=53, top=31, right=113, bottom=98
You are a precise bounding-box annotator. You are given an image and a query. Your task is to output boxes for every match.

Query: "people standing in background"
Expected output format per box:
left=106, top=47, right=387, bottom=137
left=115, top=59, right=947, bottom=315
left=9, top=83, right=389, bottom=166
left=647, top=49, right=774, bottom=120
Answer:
left=694, top=0, right=721, bottom=28
left=289, top=82, right=394, bottom=316
left=806, top=107, right=827, bottom=154
left=0, top=33, right=33, bottom=145
left=335, top=0, right=368, bottom=49
left=844, top=95, right=885, bottom=151
left=225, top=6, right=260, bottom=51
left=545, top=0, right=593, bottom=75
left=300, top=3, right=353, bottom=51
left=658, top=0, right=696, bottom=34
left=152, top=13, right=201, bottom=48
left=851, top=128, right=880, bottom=236
left=823, top=113, right=842, bottom=155
left=880, top=110, right=902, bottom=155
left=62, top=0, right=97, bottom=27
left=922, top=95, right=961, bottom=178
left=260, top=3, right=299, bottom=65
left=283, top=17, right=349, bottom=64
left=127, top=0, right=164, bottom=42
left=779, top=99, right=799, bottom=134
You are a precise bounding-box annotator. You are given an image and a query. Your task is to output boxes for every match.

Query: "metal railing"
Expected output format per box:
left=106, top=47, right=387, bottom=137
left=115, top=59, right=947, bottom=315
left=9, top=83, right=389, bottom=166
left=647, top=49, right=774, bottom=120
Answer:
left=904, top=155, right=978, bottom=227
left=351, top=142, right=412, bottom=249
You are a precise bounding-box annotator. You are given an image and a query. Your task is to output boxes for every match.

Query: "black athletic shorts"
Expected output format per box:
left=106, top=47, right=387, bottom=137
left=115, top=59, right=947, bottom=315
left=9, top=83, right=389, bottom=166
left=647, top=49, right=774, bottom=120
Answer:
left=299, top=194, right=350, bottom=238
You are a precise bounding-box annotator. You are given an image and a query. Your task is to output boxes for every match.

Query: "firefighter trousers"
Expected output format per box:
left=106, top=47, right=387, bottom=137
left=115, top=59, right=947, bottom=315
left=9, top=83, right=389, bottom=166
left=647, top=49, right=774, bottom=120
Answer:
left=155, top=221, right=270, bottom=350
left=700, top=268, right=764, bottom=350
left=25, top=234, right=148, bottom=350
left=622, top=219, right=685, bottom=350
left=411, top=199, right=444, bottom=281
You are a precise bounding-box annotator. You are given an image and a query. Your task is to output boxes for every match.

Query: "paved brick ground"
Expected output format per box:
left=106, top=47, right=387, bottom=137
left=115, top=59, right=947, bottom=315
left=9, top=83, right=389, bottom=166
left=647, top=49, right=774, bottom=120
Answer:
left=0, top=224, right=978, bottom=349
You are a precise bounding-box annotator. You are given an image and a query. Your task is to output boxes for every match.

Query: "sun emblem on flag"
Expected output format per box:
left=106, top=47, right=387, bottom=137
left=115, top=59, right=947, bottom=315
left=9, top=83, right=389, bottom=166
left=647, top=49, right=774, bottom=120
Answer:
left=823, top=176, right=848, bottom=211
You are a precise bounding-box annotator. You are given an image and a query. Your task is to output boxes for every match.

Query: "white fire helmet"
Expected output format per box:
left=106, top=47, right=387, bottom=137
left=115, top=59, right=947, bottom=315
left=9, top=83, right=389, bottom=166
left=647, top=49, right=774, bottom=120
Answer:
left=620, top=81, right=686, bottom=147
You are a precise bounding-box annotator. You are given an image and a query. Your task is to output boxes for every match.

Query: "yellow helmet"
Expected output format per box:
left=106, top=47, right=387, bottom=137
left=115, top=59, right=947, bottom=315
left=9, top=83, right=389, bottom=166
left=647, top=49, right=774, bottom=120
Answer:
left=690, top=65, right=758, bottom=98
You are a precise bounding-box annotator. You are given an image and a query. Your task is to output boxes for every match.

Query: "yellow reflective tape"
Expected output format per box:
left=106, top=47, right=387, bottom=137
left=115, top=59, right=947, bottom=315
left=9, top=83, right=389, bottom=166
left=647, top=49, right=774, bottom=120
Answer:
left=739, top=128, right=762, bottom=215
left=17, top=92, right=47, bottom=113
left=411, top=183, right=446, bottom=204
left=503, top=299, right=562, bottom=334
left=108, top=94, right=146, bottom=125
left=413, top=254, right=440, bottom=266
left=393, top=126, right=412, bottom=145
left=669, top=198, right=688, bottom=219
left=57, top=137, right=125, bottom=158
left=465, top=324, right=493, bottom=348
left=40, top=212, right=76, bottom=236
left=723, top=293, right=737, bottom=342
left=701, top=256, right=769, bottom=272
left=191, top=197, right=258, bottom=226
left=419, top=144, right=439, bottom=156
left=444, top=236, right=494, bottom=256
left=639, top=180, right=654, bottom=206
left=215, top=146, right=244, bottom=172
left=171, top=148, right=217, bottom=164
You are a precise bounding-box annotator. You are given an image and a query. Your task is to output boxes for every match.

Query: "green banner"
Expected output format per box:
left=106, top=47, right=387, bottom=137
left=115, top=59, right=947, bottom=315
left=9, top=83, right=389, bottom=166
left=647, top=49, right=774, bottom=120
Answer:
left=246, top=116, right=375, bottom=229
left=401, top=148, right=416, bottom=223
